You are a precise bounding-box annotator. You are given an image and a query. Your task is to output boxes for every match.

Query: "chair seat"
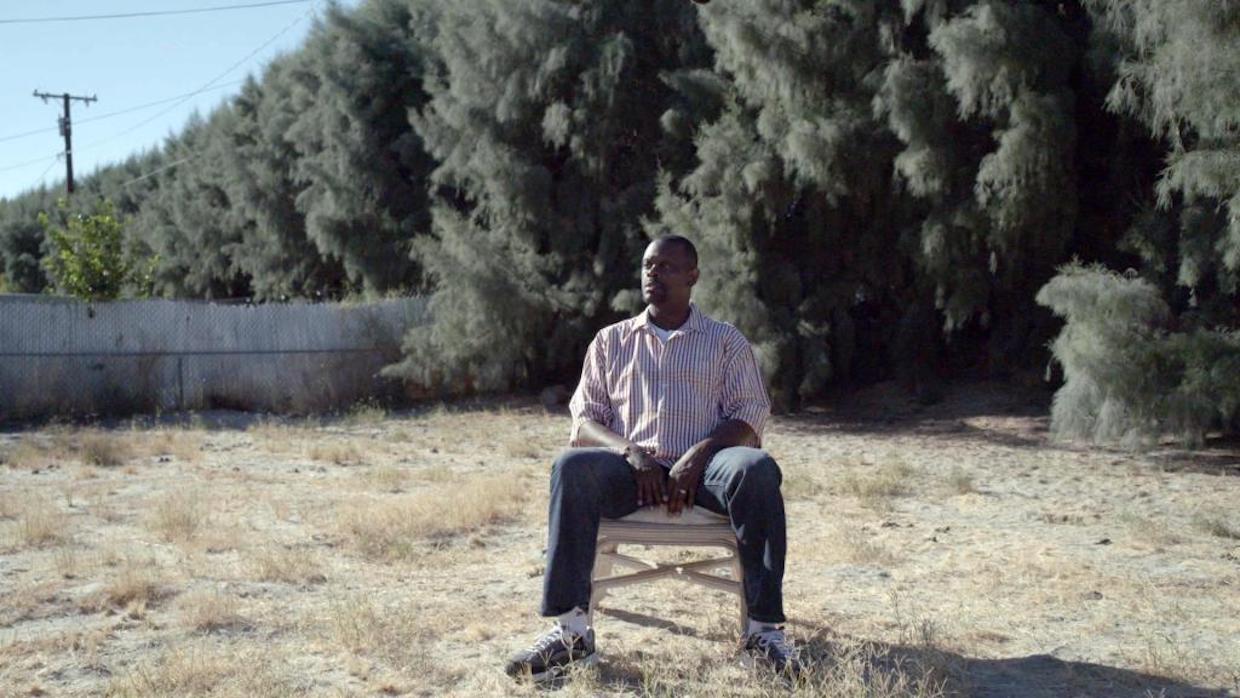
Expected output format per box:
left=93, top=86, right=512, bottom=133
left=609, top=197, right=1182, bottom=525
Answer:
left=605, top=507, right=730, bottom=526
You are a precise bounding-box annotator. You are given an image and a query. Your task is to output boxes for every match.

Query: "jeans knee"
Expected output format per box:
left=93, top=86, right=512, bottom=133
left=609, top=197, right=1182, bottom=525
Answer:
left=737, top=451, right=782, bottom=491
left=551, top=448, right=597, bottom=486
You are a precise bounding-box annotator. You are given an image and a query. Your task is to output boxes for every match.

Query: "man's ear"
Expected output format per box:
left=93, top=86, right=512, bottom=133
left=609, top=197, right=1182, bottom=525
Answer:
left=688, top=268, right=699, bottom=287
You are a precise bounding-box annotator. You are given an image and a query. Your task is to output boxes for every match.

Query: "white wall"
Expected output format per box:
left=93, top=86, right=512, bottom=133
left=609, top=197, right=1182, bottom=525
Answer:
left=0, top=296, right=426, bottom=420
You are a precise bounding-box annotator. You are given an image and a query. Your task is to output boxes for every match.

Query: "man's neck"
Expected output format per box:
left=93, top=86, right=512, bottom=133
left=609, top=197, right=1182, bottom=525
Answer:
left=647, top=303, right=691, bottom=331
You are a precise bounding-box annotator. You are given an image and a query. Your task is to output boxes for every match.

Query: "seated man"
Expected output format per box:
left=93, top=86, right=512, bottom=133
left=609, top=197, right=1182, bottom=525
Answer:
left=505, top=235, right=797, bottom=681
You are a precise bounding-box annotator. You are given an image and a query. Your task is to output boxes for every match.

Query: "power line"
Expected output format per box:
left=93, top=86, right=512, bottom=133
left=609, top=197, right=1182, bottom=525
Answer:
left=2, top=1, right=317, bottom=189
left=0, top=80, right=245, bottom=146
left=78, top=80, right=247, bottom=126
left=0, top=152, right=61, bottom=175
left=35, top=153, right=64, bottom=185
left=75, top=3, right=316, bottom=156
left=121, top=155, right=196, bottom=187
left=0, top=1, right=312, bottom=25
left=0, top=125, right=54, bottom=145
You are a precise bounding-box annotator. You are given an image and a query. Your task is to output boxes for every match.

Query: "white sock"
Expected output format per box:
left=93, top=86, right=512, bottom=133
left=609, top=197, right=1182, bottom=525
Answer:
left=557, top=607, right=589, bottom=637
left=747, top=618, right=780, bottom=637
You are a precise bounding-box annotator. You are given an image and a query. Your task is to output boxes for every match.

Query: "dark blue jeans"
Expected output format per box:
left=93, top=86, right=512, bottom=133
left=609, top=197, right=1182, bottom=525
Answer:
left=540, top=447, right=787, bottom=624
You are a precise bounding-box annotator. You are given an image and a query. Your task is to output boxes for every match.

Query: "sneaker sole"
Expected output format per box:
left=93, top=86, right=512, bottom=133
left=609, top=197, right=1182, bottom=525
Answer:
left=529, top=652, right=599, bottom=683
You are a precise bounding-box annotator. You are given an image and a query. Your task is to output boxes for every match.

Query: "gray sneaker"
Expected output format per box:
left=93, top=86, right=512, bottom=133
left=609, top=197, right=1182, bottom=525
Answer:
left=504, top=625, right=597, bottom=682
left=743, top=626, right=802, bottom=676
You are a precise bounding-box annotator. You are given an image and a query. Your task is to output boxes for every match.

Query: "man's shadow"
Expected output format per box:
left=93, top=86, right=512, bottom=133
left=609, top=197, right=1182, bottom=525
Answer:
left=577, top=610, right=1233, bottom=697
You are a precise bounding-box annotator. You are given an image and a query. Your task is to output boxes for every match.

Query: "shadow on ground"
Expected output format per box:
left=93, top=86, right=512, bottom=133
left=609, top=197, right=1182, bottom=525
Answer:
left=782, top=381, right=1240, bottom=476
left=581, top=611, right=1232, bottom=697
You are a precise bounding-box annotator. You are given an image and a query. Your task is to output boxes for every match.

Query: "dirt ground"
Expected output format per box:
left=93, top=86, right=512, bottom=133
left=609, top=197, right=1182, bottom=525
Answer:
left=1, top=381, right=1238, bottom=697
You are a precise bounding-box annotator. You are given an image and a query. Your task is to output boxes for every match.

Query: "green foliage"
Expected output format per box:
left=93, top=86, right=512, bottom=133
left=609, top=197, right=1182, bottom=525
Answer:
left=1037, top=263, right=1240, bottom=446
left=39, top=199, right=153, bottom=301
left=223, top=67, right=346, bottom=300
left=284, top=0, right=432, bottom=294
left=386, top=0, right=711, bottom=392
left=1089, top=0, right=1240, bottom=300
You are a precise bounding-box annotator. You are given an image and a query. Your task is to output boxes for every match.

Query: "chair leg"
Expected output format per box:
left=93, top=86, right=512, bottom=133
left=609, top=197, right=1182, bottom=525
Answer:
left=593, top=540, right=618, bottom=580
left=732, top=545, right=748, bottom=637
left=589, top=540, right=619, bottom=628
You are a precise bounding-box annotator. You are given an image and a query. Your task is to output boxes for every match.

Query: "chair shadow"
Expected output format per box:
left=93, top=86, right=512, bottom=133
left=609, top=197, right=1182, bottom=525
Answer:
left=553, top=614, right=1233, bottom=697
left=595, top=607, right=702, bottom=638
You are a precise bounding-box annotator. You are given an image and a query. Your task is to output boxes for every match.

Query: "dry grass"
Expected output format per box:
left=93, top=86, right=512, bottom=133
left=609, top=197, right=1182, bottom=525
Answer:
left=145, top=428, right=204, bottom=464
left=106, top=643, right=293, bottom=697
left=308, top=441, right=363, bottom=466
left=336, top=474, right=528, bottom=560
left=820, top=525, right=899, bottom=567
left=53, top=545, right=83, bottom=579
left=246, top=545, right=325, bottom=585
left=148, top=490, right=208, bottom=542
left=1118, top=508, right=1183, bottom=546
left=501, top=435, right=544, bottom=460
left=1, top=439, right=61, bottom=470
left=83, top=563, right=167, bottom=616
left=11, top=499, right=70, bottom=549
left=411, top=463, right=457, bottom=483
left=79, top=430, right=133, bottom=467
left=321, top=594, right=449, bottom=685
left=1, top=427, right=198, bottom=470
left=360, top=465, right=410, bottom=492
left=343, top=399, right=388, bottom=426
left=0, top=490, right=22, bottom=519
left=1193, top=511, right=1240, bottom=540
left=247, top=418, right=307, bottom=455
left=179, top=589, right=249, bottom=633
left=840, top=461, right=917, bottom=508
left=781, top=468, right=826, bottom=501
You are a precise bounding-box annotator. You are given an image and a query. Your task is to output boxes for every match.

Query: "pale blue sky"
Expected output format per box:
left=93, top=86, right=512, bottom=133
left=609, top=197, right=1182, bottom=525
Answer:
left=0, top=0, right=361, bottom=201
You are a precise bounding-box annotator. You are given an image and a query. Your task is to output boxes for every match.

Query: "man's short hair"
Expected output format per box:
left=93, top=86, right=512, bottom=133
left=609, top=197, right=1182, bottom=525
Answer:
left=653, top=235, right=698, bottom=269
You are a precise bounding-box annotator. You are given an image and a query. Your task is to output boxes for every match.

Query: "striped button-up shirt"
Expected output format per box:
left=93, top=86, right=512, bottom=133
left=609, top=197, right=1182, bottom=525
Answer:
left=568, top=304, right=771, bottom=464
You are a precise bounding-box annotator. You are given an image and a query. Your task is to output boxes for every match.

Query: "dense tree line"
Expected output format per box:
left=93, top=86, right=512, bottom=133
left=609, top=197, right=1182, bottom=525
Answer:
left=1, top=0, right=1235, bottom=443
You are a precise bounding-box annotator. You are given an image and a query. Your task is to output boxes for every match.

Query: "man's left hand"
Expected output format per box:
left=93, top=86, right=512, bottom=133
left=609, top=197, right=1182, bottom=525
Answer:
left=666, top=441, right=712, bottom=515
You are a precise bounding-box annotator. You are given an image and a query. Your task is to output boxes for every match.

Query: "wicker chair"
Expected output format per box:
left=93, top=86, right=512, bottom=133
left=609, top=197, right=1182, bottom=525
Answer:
left=589, top=507, right=746, bottom=634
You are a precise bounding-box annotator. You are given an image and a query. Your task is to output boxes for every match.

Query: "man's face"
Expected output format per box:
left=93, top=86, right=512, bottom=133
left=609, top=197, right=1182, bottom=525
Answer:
left=641, top=240, right=698, bottom=308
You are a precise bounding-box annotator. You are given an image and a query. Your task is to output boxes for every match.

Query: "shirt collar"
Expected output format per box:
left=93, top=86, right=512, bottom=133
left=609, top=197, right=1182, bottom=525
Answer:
left=634, top=303, right=704, bottom=336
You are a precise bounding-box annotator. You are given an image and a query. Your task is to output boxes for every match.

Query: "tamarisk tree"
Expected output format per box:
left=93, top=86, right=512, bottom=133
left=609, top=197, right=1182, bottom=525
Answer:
left=388, top=0, right=711, bottom=392
left=1038, top=1, right=1240, bottom=444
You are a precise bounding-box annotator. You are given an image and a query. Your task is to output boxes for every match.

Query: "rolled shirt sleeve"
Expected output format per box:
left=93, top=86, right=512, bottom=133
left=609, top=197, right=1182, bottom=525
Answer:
left=568, top=332, right=613, bottom=446
left=720, top=333, right=771, bottom=444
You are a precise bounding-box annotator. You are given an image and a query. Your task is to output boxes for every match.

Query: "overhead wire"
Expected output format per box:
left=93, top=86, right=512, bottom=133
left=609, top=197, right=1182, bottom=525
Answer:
left=0, top=80, right=246, bottom=146
left=35, top=153, right=64, bottom=185
left=0, top=1, right=312, bottom=25
left=1, top=0, right=317, bottom=188
left=74, top=3, right=318, bottom=156
left=0, top=152, right=62, bottom=175
left=121, top=155, right=197, bottom=187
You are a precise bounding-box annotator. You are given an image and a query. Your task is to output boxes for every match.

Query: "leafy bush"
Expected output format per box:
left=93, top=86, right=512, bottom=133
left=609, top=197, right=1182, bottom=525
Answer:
left=39, top=199, right=153, bottom=300
left=1036, top=263, right=1240, bottom=447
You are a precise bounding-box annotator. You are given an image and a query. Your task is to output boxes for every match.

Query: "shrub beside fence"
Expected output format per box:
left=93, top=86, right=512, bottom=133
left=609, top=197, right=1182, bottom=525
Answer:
left=0, top=295, right=427, bottom=421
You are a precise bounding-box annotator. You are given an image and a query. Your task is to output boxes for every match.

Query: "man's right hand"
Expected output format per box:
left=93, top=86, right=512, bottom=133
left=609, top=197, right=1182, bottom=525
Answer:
left=624, top=446, right=666, bottom=507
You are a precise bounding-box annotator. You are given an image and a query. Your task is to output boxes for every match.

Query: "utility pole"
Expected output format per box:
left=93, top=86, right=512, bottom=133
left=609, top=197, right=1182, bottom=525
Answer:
left=33, top=90, right=97, bottom=195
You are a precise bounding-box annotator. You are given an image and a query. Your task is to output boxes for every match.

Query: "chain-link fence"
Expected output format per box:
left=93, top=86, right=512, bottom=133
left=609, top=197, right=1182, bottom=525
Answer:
left=0, top=295, right=427, bottom=420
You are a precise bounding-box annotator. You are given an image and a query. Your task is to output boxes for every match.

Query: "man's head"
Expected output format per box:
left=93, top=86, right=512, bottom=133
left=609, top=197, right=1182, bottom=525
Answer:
left=641, top=235, right=699, bottom=310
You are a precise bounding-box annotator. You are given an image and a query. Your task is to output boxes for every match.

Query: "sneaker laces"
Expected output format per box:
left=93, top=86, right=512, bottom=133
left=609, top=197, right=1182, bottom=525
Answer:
left=524, top=624, right=574, bottom=655
left=751, top=627, right=795, bottom=658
